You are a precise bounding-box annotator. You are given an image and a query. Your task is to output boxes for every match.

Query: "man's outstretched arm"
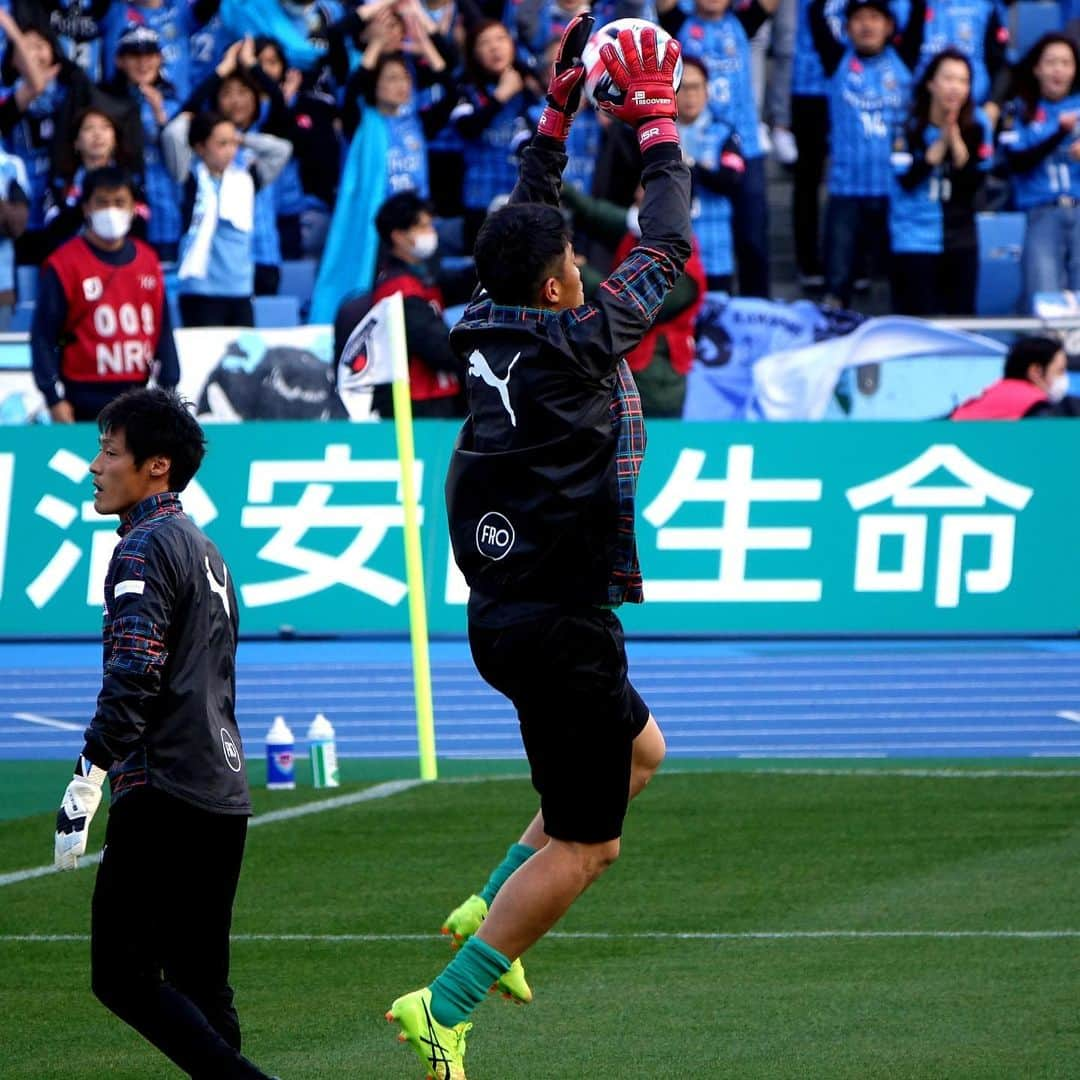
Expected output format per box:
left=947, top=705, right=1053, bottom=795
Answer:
left=507, top=14, right=594, bottom=209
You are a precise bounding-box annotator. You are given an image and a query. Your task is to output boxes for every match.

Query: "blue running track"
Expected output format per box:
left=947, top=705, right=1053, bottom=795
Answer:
left=2, top=639, right=1080, bottom=761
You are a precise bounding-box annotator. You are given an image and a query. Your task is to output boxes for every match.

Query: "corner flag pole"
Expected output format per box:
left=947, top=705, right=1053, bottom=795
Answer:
left=385, top=292, right=438, bottom=780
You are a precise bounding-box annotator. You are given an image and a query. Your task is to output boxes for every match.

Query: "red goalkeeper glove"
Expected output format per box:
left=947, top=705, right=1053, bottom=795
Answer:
left=597, top=26, right=681, bottom=152
left=536, top=12, right=595, bottom=141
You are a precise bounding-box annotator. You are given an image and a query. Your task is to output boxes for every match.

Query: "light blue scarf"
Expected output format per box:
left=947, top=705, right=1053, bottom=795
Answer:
left=219, top=0, right=323, bottom=70
left=309, top=108, right=388, bottom=324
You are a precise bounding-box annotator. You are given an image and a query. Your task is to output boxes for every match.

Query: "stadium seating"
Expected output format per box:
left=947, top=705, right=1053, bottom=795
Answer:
left=16, top=265, right=37, bottom=304
left=253, top=294, right=300, bottom=328
left=975, top=212, right=1026, bottom=316
left=1011, top=2, right=1063, bottom=61
left=278, top=259, right=318, bottom=313
left=9, top=301, right=35, bottom=333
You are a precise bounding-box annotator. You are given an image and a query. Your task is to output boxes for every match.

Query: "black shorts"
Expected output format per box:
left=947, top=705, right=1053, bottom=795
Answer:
left=468, top=606, right=651, bottom=844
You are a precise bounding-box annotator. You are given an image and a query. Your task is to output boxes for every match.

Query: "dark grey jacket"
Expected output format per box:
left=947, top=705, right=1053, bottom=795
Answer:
left=82, top=492, right=251, bottom=815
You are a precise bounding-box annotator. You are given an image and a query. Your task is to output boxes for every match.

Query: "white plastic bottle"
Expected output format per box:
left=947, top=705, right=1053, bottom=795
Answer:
left=265, top=715, right=295, bottom=790
left=307, top=713, right=340, bottom=789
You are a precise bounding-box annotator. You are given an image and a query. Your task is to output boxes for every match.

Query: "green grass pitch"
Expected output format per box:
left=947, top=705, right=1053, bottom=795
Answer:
left=1, top=759, right=1078, bottom=1078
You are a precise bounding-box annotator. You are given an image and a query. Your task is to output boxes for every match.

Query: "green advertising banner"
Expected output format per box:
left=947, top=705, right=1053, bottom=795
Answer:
left=0, top=420, right=1074, bottom=638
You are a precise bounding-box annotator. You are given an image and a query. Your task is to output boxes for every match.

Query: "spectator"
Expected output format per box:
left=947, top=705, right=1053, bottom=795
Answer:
left=0, top=19, right=93, bottom=233
left=560, top=183, right=707, bottom=417
left=790, top=0, right=846, bottom=289
left=33, top=105, right=146, bottom=262
left=676, top=55, right=744, bottom=292
left=162, top=108, right=291, bottom=326
left=184, top=37, right=292, bottom=295
left=659, top=0, right=780, bottom=298
left=890, top=49, right=994, bottom=314
left=251, top=36, right=318, bottom=258
left=99, top=25, right=182, bottom=261
left=358, top=191, right=467, bottom=418
left=341, top=3, right=457, bottom=196
left=8, top=0, right=113, bottom=81
left=451, top=19, right=541, bottom=245
left=310, top=6, right=458, bottom=322
left=31, top=166, right=178, bottom=422
left=101, top=0, right=224, bottom=101
left=912, top=0, right=1010, bottom=122
left=810, top=0, right=924, bottom=308
left=1000, top=34, right=1080, bottom=309
left=951, top=335, right=1075, bottom=417
left=0, top=145, right=29, bottom=327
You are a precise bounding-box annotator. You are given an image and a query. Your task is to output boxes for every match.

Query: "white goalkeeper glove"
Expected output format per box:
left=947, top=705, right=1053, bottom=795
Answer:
left=54, top=755, right=108, bottom=870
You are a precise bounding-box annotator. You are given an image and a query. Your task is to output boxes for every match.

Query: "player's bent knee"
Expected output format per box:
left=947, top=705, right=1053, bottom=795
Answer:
left=581, top=837, right=621, bottom=881
left=631, top=716, right=666, bottom=792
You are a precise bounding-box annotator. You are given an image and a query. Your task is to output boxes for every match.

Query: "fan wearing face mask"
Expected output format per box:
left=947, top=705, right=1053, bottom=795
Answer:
left=30, top=166, right=179, bottom=424
left=951, top=335, right=1078, bottom=419
left=340, top=190, right=472, bottom=420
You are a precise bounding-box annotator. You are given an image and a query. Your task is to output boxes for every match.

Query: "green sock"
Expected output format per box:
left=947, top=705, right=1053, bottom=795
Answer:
left=429, top=936, right=511, bottom=1027
left=479, top=842, right=536, bottom=907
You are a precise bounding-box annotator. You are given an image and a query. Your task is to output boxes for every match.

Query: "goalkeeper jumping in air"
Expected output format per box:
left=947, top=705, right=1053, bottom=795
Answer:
left=386, top=14, right=691, bottom=1078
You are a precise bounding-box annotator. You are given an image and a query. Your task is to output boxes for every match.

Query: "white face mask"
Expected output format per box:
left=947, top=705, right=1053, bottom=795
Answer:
left=1048, top=371, right=1070, bottom=403
left=411, top=230, right=438, bottom=260
left=88, top=207, right=132, bottom=241
left=626, top=205, right=641, bottom=239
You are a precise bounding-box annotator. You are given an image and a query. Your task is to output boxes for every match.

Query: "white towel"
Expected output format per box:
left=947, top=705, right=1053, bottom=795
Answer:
left=178, top=160, right=254, bottom=282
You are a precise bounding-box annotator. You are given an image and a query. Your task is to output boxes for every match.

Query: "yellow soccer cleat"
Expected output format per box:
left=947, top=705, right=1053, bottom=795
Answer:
left=386, top=987, right=470, bottom=1080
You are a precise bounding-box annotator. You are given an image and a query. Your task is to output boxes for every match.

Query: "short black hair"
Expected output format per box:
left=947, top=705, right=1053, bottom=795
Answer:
left=98, top=388, right=207, bottom=492
left=82, top=166, right=135, bottom=204
left=375, top=191, right=432, bottom=244
left=1004, top=336, right=1063, bottom=381
left=474, top=203, right=570, bottom=306
left=189, top=109, right=229, bottom=149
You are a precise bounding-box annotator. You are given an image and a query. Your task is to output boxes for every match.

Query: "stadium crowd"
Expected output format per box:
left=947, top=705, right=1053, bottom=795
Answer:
left=8, top=0, right=1080, bottom=420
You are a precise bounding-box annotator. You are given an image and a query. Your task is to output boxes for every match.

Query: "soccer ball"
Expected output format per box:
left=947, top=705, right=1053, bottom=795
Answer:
left=581, top=18, right=684, bottom=109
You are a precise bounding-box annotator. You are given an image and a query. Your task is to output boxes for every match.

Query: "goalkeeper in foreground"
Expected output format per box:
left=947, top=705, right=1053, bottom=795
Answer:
left=52, top=388, right=275, bottom=1079
left=386, top=15, right=691, bottom=1078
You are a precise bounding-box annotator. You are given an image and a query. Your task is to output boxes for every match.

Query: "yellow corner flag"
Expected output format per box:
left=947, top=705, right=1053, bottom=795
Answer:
left=338, top=293, right=438, bottom=780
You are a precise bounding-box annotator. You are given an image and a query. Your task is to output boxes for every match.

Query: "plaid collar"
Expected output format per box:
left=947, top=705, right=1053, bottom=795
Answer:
left=119, top=492, right=182, bottom=536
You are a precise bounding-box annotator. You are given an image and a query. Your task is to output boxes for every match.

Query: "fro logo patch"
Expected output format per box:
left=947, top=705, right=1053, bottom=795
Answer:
left=220, top=728, right=243, bottom=773
left=476, top=512, right=515, bottom=561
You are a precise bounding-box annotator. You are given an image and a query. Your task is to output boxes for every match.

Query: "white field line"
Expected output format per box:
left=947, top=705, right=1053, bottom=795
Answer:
left=11, top=713, right=83, bottom=731
left=0, top=779, right=424, bottom=889
left=2, top=930, right=1078, bottom=944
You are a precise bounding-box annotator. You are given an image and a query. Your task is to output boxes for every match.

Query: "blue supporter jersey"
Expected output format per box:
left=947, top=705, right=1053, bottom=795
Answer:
left=5, top=80, right=66, bottom=228
left=827, top=47, right=912, bottom=196
left=232, top=145, right=282, bottom=268
left=914, top=0, right=996, bottom=104
left=793, top=0, right=848, bottom=97
left=794, top=0, right=911, bottom=97
left=889, top=108, right=994, bottom=252
left=1007, top=94, right=1080, bottom=210
left=453, top=87, right=534, bottom=211
left=189, top=14, right=233, bottom=91
left=137, top=84, right=182, bottom=248
left=676, top=12, right=761, bottom=158
left=385, top=111, right=430, bottom=197
left=102, top=2, right=200, bottom=100
left=45, top=0, right=108, bottom=81
left=679, top=111, right=736, bottom=277
left=274, top=157, right=306, bottom=217
left=0, top=150, right=27, bottom=294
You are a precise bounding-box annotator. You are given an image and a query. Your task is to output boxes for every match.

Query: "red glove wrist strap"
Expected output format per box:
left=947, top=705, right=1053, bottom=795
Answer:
left=636, top=118, right=679, bottom=152
left=537, top=105, right=573, bottom=141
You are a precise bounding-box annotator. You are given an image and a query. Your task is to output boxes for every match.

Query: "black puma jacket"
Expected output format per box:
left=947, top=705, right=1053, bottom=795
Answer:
left=444, top=133, right=692, bottom=611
